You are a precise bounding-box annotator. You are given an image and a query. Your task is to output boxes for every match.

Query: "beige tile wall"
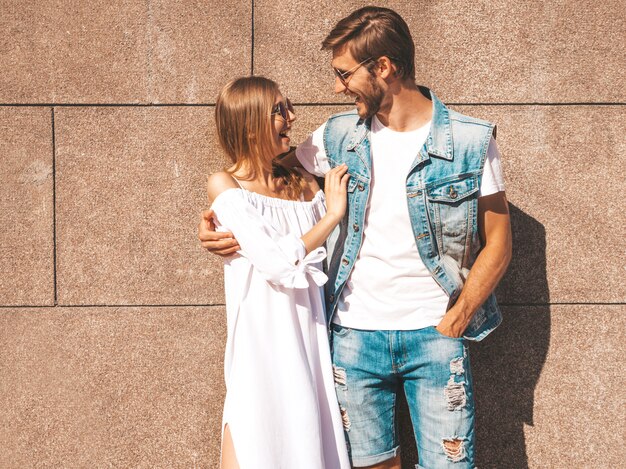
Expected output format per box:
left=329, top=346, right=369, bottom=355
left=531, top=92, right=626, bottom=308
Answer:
left=1, top=1, right=624, bottom=467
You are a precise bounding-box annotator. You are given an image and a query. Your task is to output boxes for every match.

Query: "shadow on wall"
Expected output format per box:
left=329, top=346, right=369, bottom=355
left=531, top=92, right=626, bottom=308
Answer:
left=398, top=204, right=550, bottom=468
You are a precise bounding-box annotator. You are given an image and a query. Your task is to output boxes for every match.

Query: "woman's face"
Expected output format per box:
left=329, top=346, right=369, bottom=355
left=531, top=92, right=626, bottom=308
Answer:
left=270, top=91, right=295, bottom=157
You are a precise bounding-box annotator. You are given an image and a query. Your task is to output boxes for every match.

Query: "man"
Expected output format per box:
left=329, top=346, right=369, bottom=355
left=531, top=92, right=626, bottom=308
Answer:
left=200, top=7, right=512, bottom=468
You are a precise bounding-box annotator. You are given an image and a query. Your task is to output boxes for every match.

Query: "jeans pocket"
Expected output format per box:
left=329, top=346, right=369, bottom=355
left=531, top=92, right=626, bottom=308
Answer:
left=331, top=322, right=352, bottom=337
left=430, top=326, right=464, bottom=341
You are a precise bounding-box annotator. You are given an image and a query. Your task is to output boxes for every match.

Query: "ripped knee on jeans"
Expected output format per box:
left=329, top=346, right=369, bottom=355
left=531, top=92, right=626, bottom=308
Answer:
left=442, top=438, right=466, bottom=462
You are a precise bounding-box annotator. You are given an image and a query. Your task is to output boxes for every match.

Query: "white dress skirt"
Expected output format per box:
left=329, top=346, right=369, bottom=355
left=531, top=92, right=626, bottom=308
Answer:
left=211, top=187, right=350, bottom=469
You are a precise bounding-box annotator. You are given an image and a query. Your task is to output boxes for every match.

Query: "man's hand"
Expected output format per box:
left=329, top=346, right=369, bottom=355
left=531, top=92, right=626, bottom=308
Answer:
left=435, top=304, right=468, bottom=338
left=198, top=209, right=241, bottom=256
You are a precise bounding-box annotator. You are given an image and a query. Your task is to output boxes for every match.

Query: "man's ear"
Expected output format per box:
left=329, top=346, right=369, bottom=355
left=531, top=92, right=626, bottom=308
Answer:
left=377, top=56, right=396, bottom=79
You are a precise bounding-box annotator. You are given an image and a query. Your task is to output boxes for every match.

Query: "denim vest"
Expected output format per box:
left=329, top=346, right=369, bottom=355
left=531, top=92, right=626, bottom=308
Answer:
left=322, top=88, right=502, bottom=341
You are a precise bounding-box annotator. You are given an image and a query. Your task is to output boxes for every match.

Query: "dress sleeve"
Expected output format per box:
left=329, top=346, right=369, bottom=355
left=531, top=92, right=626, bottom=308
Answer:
left=211, top=188, right=328, bottom=289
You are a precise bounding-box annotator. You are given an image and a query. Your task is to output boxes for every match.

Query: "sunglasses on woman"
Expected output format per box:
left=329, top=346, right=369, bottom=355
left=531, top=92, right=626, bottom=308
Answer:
left=271, top=98, right=295, bottom=121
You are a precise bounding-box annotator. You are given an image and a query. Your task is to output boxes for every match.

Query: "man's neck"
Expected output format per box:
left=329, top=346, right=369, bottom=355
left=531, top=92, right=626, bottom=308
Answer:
left=375, top=82, right=433, bottom=132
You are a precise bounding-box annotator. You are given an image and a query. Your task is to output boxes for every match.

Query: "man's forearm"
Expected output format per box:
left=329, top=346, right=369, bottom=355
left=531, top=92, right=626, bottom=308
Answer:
left=447, top=240, right=512, bottom=326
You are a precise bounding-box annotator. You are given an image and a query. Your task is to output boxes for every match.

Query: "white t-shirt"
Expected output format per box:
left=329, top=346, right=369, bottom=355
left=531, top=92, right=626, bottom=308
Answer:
left=296, top=116, right=505, bottom=330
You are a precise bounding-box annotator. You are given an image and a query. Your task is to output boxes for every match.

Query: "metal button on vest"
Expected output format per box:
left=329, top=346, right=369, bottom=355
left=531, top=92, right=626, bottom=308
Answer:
left=329, top=294, right=335, bottom=303
left=342, top=258, right=349, bottom=265
left=449, top=186, right=458, bottom=199
left=358, top=183, right=365, bottom=191
left=353, top=223, right=359, bottom=232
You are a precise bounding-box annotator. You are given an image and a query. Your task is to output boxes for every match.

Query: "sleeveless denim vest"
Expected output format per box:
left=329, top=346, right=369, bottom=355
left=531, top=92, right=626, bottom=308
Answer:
left=322, top=88, right=502, bottom=341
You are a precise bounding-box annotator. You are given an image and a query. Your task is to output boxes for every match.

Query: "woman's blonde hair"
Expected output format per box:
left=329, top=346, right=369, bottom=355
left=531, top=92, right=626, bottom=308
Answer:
left=215, top=76, right=304, bottom=199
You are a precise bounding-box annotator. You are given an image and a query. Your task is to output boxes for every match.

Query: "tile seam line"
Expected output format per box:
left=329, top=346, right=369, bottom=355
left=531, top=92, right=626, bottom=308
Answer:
left=51, top=107, right=57, bottom=306
left=250, top=0, right=254, bottom=74
left=0, top=102, right=624, bottom=107
left=0, top=304, right=227, bottom=309
left=1, top=302, right=624, bottom=309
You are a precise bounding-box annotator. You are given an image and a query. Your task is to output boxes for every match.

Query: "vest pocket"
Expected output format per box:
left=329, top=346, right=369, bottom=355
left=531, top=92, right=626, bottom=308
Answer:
left=426, top=175, right=478, bottom=202
left=426, top=175, right=478, bottom=257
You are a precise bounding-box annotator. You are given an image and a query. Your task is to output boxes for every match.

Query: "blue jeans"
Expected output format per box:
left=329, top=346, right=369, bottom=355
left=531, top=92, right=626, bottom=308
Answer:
left=331, top=324, right=476, bottom=468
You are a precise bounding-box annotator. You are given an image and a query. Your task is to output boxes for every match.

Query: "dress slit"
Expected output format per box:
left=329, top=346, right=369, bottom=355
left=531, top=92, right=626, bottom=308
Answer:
left=220, top=422, right=240, bottom=469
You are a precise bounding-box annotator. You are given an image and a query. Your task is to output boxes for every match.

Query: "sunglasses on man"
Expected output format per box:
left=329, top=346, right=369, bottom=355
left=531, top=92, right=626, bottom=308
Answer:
left=271, top=98, right=295, bottom=121
left=332, top=57, right=374, bottom=88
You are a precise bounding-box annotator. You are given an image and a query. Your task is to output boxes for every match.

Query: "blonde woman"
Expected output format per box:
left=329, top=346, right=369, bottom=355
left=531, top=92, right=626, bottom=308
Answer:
left=207, top=76, right=351, bottom=469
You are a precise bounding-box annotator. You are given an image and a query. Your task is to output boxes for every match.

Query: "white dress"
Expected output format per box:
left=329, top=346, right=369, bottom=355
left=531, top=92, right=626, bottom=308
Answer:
left=212, top=187, right=350, bottom=469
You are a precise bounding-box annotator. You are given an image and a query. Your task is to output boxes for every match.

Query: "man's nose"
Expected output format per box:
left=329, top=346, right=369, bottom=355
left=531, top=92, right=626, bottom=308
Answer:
left=334, top=76, right=348, bottom=94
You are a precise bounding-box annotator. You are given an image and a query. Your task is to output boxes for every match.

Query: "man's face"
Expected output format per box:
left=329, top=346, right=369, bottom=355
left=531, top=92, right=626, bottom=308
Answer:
left=331, top=48, right=384, bottom=119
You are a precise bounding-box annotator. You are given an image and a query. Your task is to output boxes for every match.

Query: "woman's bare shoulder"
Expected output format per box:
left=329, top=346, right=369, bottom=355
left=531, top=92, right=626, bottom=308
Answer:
left=207, top=171, right=239, bottom=202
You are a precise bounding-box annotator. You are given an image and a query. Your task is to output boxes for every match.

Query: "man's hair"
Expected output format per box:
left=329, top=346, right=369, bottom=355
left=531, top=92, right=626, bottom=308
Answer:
left=321, top=6, right=415, bottom=81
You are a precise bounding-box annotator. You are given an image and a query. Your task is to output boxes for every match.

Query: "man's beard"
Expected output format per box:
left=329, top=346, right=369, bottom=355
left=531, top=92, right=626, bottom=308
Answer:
left=358, top=74, right=384, bottom=119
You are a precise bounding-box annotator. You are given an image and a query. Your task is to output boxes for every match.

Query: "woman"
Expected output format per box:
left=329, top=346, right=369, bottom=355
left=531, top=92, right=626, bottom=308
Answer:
left=207, top=76, right=351, bottom=469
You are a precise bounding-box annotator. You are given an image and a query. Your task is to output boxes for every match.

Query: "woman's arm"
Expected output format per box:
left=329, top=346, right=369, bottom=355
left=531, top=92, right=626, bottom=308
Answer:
left=300, top=165, right=348, bottom=253
left=206, top=168, right=349, bottom=288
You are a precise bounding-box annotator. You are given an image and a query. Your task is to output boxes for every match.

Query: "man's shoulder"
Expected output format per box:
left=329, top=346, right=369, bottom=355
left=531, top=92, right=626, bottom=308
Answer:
left=447, top=108, right=497, bottom=141
left=447, top=108, right=494, bottom=130
left=323, top=109, right=361, bottom=141
left=327, top=108, right=359, bottom=119
left=326, top=109, right=360, bottom=125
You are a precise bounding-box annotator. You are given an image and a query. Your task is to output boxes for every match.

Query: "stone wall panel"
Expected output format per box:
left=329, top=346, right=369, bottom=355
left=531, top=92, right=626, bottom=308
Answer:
left=0, top=108, right=54, bottom=305
left=0, top=306, right=226, bottom=469
left=55, top=107, right=228, bottom=305
left=471, top=305, right=625, bottom=468
left=0, top=1, right=250, bottom=103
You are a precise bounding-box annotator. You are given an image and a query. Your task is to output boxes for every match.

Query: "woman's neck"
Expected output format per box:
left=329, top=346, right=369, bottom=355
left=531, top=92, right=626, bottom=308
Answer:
left=230, top=162, right=286, bottom=196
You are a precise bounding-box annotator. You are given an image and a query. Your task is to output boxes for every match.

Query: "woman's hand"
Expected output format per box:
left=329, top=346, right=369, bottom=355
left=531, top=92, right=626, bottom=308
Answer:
left=324, top=164, right=350, bottom=222
left=300, top=164, right=350, bottom=254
